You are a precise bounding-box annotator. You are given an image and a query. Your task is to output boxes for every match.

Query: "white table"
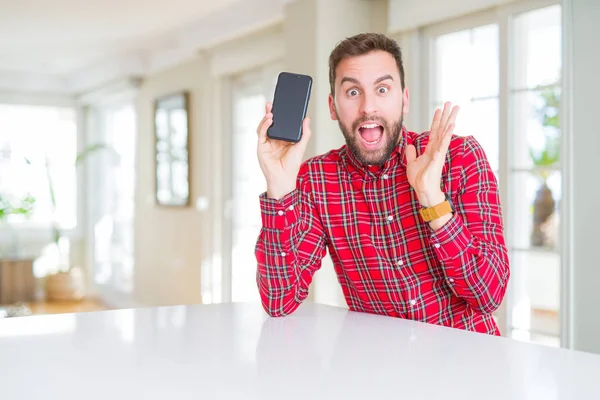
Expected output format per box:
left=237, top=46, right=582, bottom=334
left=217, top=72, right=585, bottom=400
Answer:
left=0, top=302, right=599, bottom=399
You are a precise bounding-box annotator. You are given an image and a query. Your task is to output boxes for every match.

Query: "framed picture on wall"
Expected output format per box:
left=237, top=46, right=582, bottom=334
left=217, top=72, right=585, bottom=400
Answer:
left=154, top=91, right=190, bottom=207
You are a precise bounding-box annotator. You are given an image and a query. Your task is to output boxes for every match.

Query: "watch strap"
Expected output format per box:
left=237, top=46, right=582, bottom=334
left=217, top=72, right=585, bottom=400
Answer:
left=419, top=199, right=453, bottom=222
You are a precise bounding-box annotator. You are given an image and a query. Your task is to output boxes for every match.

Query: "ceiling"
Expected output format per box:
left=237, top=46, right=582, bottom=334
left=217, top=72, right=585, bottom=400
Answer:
left=0, top=0, right=285, bottom=95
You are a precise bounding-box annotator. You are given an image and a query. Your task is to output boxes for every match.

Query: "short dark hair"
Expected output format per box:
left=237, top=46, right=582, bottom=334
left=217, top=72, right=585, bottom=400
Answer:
left=328, top=33, right=405, bottom=96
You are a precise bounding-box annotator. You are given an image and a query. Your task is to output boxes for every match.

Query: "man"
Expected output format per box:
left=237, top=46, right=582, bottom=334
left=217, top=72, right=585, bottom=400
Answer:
left=254, top=33, right=510, bottom=335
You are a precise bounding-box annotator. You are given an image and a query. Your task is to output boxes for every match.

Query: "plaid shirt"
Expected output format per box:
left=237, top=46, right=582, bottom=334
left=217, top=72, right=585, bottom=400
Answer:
left=255, top=127, right=510, bottom=335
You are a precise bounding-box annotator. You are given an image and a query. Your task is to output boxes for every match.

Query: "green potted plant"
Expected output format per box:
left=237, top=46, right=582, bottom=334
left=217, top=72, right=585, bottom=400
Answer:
left=530, top=87, right=560, bottom=247
left=0, top=193, right=36, bottom=258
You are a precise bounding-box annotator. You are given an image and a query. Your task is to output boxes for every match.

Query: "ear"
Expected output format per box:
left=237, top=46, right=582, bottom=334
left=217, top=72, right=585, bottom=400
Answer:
left=402, top=87, right=410, bottom=115
left=328, top=93, right=338, bottom=121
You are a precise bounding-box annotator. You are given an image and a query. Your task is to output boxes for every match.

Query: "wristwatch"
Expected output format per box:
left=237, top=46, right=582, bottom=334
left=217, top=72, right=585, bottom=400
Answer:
left=419, top=194, right=454, bottom=222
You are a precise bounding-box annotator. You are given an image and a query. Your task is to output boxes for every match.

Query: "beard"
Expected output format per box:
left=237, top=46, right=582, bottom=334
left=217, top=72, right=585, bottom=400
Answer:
left=337, top=113, right=404, bottom=167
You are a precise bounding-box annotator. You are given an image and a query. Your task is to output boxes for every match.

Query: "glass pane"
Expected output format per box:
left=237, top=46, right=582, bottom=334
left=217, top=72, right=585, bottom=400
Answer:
left=510, top=250, right=560, bottom=337
left=170, top=109, right=188, bottom=148
left=457, top=98, right=499, bottom=172
left=511, top=87, right=560, bottom=169
left=1, top=163, right=51, bottom=225
left=231, top=225, right=262, bottom=301
left=156, top=162, right=172, bottom=202
left=434, top=24, right=499, bottom=102
left=513, top=5, right=562, bottom=90
left=49, top=166, right=77, bottom=230
left=232, top=130, right=261, bottom=181
left=155, top=110, right=169, bottom=139
left=431, top=98, right=499, bottom=172
left=172, top=161, right=189, bottom=200
left=0, top=104, right=77, bottom=228
left=511, top=329, right=560, bottom=348
left=511, top=171, right=561, bottom=250
left=471, top=24, right=499, bottom=98
left=93, top=104, right=136, bottom=293
left=232, top=181, right=263, bottom=231
left=231, top=79, right=269, bottom=303
left=432, top=24, right=499, bottom=172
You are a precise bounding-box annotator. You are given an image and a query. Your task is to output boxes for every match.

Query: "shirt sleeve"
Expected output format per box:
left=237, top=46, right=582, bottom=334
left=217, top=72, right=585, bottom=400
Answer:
left=255, top=163, right=328, bottom=317
left=429, top=135, right=510, bottom=315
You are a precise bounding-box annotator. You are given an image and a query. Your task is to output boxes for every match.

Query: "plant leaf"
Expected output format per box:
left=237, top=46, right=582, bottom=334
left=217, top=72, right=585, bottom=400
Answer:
left=75, top=143, right=111, bottom=166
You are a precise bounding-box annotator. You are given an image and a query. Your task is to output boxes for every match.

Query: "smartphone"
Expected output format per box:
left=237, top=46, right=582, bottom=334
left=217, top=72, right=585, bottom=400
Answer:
left=267, top=72, right=313, bottom=143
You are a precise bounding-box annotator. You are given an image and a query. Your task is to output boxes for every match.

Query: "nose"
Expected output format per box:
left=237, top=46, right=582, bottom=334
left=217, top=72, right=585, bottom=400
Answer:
left=360, top=91, right=377, bottom=115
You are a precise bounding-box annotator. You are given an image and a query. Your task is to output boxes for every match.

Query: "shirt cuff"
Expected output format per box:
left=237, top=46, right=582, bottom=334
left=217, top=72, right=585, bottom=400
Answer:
left=260, top=190, right=300, bottom=230
left=429, top=214, right=474, bottom=261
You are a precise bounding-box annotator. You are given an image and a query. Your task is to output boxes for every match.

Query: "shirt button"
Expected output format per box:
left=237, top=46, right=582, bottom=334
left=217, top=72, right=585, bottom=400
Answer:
left=448, top=278, right=455, bottom=283
left=434, top=243, right=441, bottom=249
left=281, top=252, right=286, bottom=257
left=397, top=259, right=404, bottom=266
left=387, top=215, right=393, bottom=221
left=383, top=174, right=389, bottom=179
left=278, top=210, right=284, bottom=216
left=410, top=299, right=417, bottom=306
left=289, top=205, right=294, bottom=211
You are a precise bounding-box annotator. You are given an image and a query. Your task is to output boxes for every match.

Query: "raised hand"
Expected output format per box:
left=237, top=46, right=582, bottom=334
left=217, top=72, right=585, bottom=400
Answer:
left=256, top=102, right=312, bottom=199
left=405, top=102, right=459, bottom=208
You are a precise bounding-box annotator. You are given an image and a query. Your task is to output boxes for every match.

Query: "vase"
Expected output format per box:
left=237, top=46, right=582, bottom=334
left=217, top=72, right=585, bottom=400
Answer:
left=45, top=266, right=85, bottom=301
left=531, top=182, right=555, bottom=247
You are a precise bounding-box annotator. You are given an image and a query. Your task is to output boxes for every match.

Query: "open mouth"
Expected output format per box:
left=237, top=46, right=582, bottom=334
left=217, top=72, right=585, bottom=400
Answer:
left=358, top=122, right=384, bottom=146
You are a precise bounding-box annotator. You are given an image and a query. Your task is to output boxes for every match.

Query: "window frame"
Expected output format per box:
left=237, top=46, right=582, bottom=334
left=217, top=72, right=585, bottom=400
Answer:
left=204, top=27, right=285, bottom=305
left=221, top=61, right=282, bottom=304
left=419, top=0, right=565, bottom=345
left=81, top=86, right=139, bottom=306
left=0, top=98, right=85, bottom=251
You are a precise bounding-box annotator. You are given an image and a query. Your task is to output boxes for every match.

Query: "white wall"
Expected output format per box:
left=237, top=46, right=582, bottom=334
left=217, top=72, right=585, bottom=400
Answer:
left=388, top=0, right=517, bottom=32
left=568, top=0, right=600, bottom=354
left=134, top=55, right=210, bottom=307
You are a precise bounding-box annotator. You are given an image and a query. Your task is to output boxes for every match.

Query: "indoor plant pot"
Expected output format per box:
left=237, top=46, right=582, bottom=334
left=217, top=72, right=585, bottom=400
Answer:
left=45, top=266, right=85, bottom=301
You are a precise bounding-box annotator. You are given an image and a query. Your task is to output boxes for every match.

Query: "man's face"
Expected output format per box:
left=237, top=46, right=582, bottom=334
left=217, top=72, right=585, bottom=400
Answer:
left=329, top=50, right=409, bottom=166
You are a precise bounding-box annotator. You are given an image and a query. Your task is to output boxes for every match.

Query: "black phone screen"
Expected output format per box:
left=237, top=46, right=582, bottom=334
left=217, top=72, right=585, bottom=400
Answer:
left=267, top=72, right=312, bottom=143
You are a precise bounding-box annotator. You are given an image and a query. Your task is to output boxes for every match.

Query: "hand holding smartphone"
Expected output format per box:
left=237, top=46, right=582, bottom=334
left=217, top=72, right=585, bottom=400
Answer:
left=267, top=72, right=313, bottom=143
left=256, top=72, right=313, bottom=199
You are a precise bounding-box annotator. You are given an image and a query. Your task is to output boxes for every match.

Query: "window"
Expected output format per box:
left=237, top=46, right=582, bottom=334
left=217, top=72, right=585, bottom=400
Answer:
left=229, top=64, right=280, bottom=303
left=431, top=24, right=499, bottom=172
left=425, top=2, right=562, bottom=347
left=508, top=4, right=562, bottom=348
left=91, top=104, right=137, bottom=294
left=0, top=105, right=77, bottom=229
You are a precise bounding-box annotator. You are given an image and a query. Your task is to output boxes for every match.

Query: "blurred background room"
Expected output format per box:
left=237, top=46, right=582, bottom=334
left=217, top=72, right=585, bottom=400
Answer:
left=0, top=0, right=598, bottom=355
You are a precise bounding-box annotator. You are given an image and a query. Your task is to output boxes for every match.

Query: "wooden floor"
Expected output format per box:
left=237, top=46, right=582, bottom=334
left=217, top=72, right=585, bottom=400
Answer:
left=20, top=299, right=111, bottom=316
left=30, top=299, right=111, bottom=315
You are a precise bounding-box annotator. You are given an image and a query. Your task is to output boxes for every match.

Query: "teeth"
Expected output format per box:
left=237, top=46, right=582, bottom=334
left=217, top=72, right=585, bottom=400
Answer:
left=361, top=123, right=380, bottom=129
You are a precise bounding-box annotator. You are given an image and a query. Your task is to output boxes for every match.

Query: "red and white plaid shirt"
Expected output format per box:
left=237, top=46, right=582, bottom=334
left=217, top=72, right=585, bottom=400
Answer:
left=255, top=127, right=510, bottom=335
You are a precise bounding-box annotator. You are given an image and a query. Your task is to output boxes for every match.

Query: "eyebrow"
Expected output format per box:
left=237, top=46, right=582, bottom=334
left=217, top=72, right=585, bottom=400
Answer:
left=340, top=74, right=394, bottom=86
left=374, top=74, right=394, bottom=84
